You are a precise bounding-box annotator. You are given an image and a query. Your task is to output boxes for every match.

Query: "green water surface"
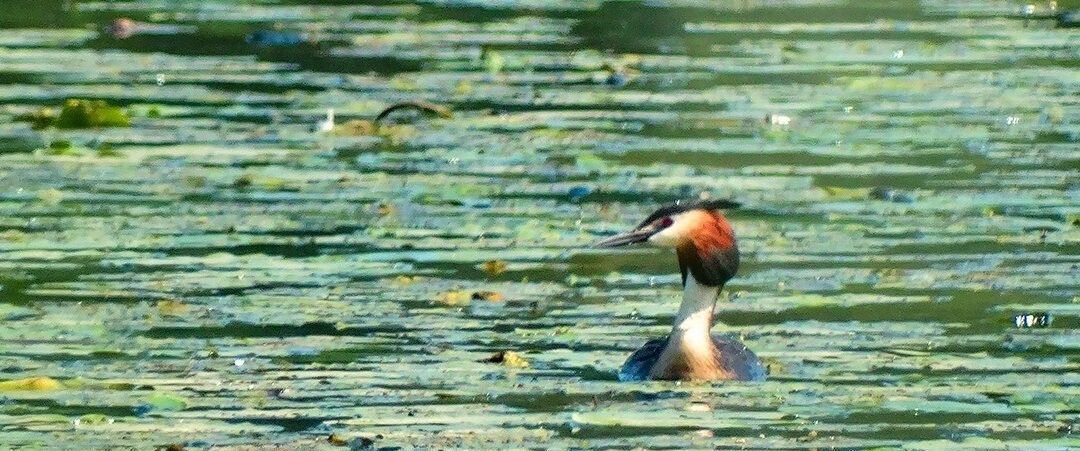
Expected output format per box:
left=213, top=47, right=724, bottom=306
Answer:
left=0, top=0, right=1077, bottom=449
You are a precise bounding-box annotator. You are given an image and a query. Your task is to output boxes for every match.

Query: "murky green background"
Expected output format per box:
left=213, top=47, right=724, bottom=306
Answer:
left=0, top=0, right=1077, bottom=449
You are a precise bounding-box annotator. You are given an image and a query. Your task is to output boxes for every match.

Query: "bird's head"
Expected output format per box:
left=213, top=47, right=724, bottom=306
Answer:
left=592, top=199, right=741, bottom=286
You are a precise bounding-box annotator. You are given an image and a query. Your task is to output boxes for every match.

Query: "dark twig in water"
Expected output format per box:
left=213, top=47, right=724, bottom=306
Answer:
left=373, top=100, right=453, bottom=125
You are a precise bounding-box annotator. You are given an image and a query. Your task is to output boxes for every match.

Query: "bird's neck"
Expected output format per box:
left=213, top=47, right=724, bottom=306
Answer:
left=648, top=275, right=723, bottom=380
left=670, top=275, right=719, bottom=344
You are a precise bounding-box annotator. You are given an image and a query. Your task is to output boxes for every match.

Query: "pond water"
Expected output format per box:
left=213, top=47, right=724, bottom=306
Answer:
left=0, top=0, right=1077, bottom=449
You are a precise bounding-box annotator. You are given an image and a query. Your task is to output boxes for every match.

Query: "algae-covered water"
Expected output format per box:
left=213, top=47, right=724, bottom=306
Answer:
left=0, top=0, right=1077, bottom=449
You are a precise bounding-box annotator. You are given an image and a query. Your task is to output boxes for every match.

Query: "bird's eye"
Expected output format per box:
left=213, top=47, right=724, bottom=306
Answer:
left=657, top=216, right=674, bottom=228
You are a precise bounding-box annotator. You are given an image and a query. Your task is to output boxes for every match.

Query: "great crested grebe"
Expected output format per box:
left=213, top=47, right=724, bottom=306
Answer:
left=593, top=199, right=766, bottom=382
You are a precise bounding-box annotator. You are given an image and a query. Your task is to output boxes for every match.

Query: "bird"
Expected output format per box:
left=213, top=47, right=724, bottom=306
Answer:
left=592, top=199, right=766, bottom=382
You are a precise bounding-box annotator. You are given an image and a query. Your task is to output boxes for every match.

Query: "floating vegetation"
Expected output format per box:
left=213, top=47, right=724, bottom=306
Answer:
left=139, top=393, right=189, bottom=413
left=480, top=350, right=530, bottom=368
left=0, top=0, right=1075, bottom=449
left=481, top=259, right=509, bottom=276
left=22, top=99, right=133, bottom=129
left=471, top=290, right=505, bottom=301
left=0, top=377, right=63, bottom=392
left=14, top=107, right=57, bottom=130
left=434, top=289, right=473, bottom=305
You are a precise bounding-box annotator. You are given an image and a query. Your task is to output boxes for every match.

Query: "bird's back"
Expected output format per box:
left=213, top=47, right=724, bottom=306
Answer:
left=618, top=334, right=766, bottom=382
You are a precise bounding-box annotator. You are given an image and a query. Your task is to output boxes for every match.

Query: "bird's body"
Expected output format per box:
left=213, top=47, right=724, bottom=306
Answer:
left=593, top=199, right=766, bottom=382
left=619, top=335, right=766, bottom=382
left=617, top=275, right=765, bottom=382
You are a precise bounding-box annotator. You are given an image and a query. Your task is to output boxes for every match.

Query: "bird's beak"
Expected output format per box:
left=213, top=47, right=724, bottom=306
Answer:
left=591, top=226, right=654, bottom=248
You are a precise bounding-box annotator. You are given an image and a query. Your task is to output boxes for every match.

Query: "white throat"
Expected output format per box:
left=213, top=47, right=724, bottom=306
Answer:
left=671, top=274, right=719, bottom=339
left=649, top=274, right=724, bottom=380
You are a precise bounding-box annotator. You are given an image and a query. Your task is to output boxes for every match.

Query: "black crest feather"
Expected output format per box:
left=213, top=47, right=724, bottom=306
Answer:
left=637, top=199, right=740, bottom=228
